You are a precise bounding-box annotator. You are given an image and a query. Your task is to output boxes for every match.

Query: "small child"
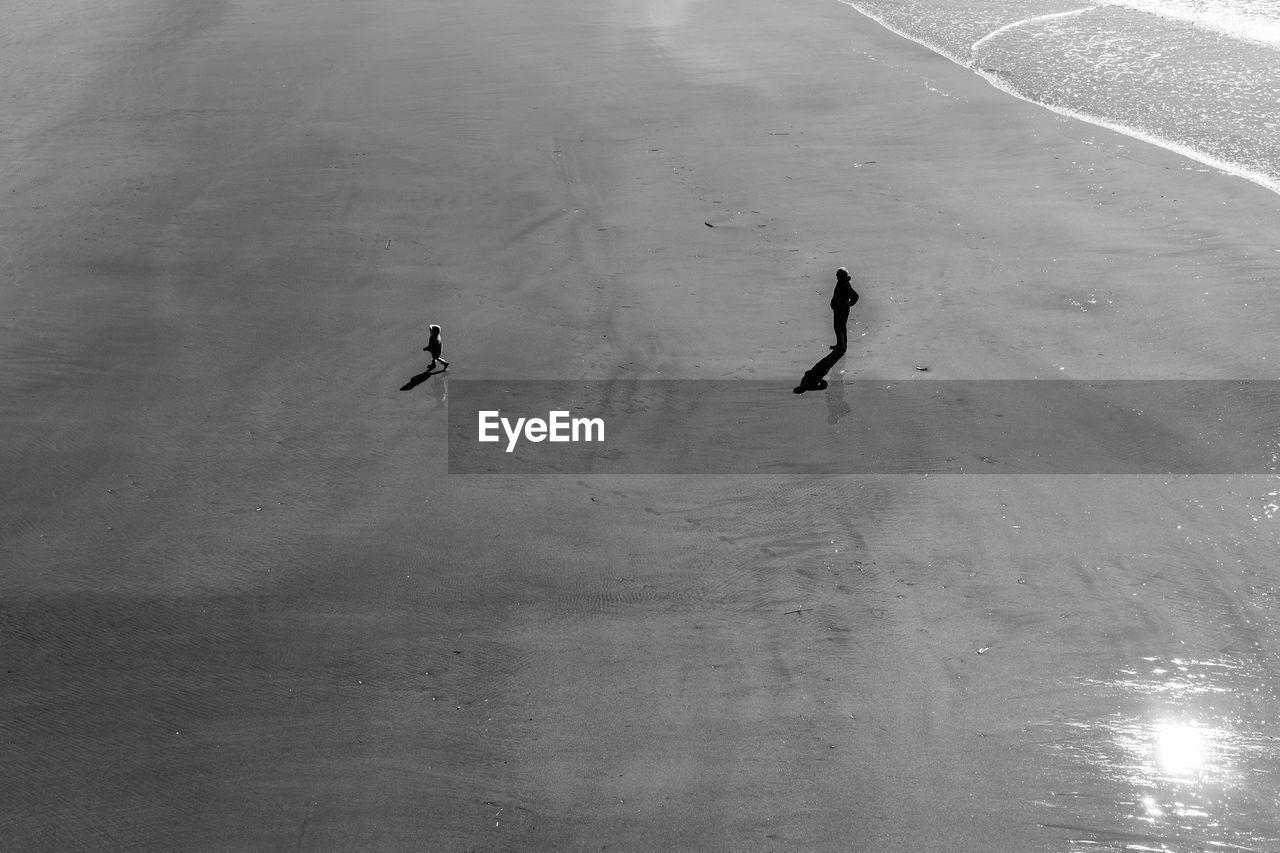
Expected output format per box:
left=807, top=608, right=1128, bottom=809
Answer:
left=423, top=324, right=449, bottom=371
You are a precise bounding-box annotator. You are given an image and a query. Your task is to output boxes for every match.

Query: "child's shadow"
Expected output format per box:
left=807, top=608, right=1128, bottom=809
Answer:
left=400, top=366, right=445, bottom=391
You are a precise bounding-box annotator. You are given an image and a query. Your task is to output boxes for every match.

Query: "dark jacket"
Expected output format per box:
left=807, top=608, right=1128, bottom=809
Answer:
left=831, top=279, right=858, bottom=311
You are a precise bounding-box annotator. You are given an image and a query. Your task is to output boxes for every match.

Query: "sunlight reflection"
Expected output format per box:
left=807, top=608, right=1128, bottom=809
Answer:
left=1108, top=660, right=1239, bottom=808
left=611, top=0, right=765, bottom=83
left=1038, top=653, right=1280, bottom=850
left=1151, top=721, right=1206, bottom=777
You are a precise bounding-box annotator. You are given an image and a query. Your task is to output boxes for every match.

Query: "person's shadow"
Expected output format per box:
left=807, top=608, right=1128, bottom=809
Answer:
left=400, top=365, right=445, bottom=392
left=793, top=345, right=845, bottom=394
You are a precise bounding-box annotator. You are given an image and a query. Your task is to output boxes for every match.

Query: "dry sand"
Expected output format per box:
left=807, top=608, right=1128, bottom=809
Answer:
left=4, top=0, right=1280, bottom=849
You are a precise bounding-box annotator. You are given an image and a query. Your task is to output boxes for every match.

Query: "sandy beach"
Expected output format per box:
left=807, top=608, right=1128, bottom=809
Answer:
left=4, top=0, right=1280, bottom=849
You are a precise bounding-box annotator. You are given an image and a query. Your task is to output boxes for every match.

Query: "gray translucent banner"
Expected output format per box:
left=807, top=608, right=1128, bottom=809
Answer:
left=446, top=380, right=1280, bottom=474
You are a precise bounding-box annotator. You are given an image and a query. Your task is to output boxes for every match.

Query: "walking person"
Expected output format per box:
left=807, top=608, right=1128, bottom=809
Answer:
left=830, top=267, right=859, bottom=351
left=423, top=324, right=449, bottom=371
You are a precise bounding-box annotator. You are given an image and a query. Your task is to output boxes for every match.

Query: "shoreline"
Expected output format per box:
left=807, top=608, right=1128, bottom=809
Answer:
left=836, top=0, right=1280, bottom=198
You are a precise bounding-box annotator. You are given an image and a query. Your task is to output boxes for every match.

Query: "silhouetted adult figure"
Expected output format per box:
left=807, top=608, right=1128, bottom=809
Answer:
left=830, top=267, right=859, bottom=351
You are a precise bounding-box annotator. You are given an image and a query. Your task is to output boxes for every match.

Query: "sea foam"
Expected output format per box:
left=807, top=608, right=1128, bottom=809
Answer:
left=837, top=0, right=1280, bottom=196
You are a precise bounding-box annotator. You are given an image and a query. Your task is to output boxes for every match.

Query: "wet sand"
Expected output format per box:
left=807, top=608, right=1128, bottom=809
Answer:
left=3, top=0, right=1280, bottom=849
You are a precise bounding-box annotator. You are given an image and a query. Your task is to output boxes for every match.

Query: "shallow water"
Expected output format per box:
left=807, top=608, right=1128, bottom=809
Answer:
left=837, top=0, right=1280, bottom=193
left=1034, top=653, right=1280, bottom=851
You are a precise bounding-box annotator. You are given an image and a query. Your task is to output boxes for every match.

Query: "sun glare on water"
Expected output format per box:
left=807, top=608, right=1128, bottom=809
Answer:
left=1152, top=722, right=1207, bottom=777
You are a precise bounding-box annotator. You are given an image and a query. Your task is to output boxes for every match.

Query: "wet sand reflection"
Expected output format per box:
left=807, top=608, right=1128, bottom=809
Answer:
left=1038, top=655, right=1280, bottom=851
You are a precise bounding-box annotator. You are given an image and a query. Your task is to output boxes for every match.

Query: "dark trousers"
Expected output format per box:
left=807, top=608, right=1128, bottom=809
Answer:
left=832, top=308, right=849, bottom=350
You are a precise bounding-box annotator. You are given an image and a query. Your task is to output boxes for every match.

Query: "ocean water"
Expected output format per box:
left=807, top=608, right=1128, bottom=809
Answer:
left=837, top=0, right=1280, bottom=193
